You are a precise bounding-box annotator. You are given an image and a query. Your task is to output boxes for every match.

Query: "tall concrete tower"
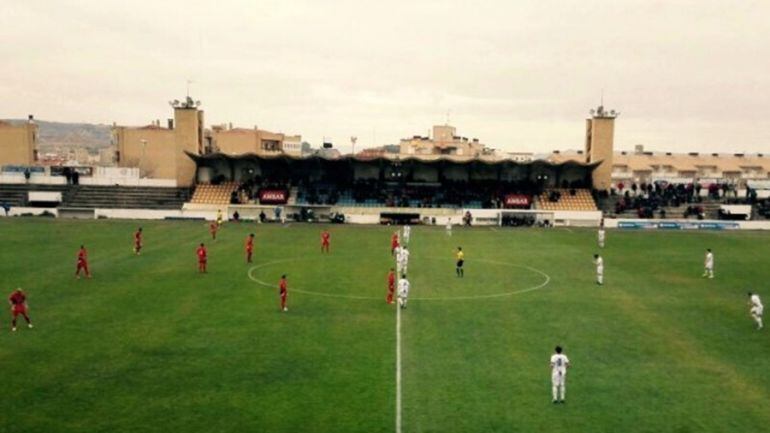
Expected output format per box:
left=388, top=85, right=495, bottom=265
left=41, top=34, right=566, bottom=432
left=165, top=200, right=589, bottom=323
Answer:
left=173, top=96, right=204, bottom=187
left=585, top=105, right=618, bottom=191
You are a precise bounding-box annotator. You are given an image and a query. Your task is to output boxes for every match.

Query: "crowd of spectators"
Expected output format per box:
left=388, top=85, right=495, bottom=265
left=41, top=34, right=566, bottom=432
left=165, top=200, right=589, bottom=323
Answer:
left=611, top=180, right=753, bottom=219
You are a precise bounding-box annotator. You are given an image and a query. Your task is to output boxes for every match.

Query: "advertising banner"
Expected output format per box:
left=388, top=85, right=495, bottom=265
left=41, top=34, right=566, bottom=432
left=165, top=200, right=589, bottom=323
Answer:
left=259, top=189, right=288, bottom=204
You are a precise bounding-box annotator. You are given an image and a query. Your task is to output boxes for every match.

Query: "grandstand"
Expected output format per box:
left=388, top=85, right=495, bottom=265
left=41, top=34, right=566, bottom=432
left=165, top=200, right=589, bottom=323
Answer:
left=189, top=182, right=238, bottom=205
left=0, top=184, right=190, bottom=209
left=185, top=153, right=598, bottom=207
left=537, top=189, right=598, bottom=211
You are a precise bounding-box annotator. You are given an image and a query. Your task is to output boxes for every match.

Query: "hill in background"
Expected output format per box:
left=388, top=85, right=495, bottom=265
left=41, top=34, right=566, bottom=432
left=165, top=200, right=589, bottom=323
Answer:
left=2, top=119, right=112, bottom=152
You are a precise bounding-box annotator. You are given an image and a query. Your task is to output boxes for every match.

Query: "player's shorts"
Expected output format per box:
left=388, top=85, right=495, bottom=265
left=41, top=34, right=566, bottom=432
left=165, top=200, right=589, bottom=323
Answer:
left=12, top=305, right=27, bottom=316
left=246, top=247, right=253, bottom=253
left=751, top=306, right=763, bottom=316
left=705, top=264, right=714, bottom=271
left=77, top=261, right=88, bottom=269
left=198, top=259, right=207, bottom=264
left=596, top=266, right=604, bottom=275
left=551, top=372, right=566, bottom=387
left=456, top=260, right=464, bottom=268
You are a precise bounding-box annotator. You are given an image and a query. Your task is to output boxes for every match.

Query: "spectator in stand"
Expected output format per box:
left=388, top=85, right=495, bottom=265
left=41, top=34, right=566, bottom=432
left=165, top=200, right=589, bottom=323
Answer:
left=1, top=202, right=9, bottom=216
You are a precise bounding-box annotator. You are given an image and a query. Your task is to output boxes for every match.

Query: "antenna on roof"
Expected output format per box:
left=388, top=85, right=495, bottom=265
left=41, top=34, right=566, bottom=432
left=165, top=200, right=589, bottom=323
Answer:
left=186, top=79, right=193, bottom=98
left=600, top=88, right=604, bottom=107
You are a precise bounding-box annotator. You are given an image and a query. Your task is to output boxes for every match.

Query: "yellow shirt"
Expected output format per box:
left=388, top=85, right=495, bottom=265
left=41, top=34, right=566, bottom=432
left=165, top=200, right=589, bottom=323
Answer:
left=456, top=251, right=464, bottom=260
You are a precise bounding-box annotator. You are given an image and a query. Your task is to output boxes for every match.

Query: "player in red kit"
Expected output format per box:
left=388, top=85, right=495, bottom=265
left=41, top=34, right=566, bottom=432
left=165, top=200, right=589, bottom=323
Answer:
left=197, top=243, right=207, bottom=273
left=75, top=245, right=91, bottom=279
left=391, top=232, right=400, bottom=255
left=245, top=233, right=255, bottom=263
left=321, top=230, right=331, bottom=253
left=279, top=274, right=288, bottom=311
left=386, top=268, right=396, bottom=304
left=8, top=288, right=33, bottom=332
left=209, top=222, right=218, bottom=240
left=134, top=227, right=143, bottom=255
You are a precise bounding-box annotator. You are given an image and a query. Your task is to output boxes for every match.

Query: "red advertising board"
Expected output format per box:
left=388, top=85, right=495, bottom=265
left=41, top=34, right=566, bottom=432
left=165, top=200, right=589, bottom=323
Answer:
left=259, top=189, right=288, bottom=204
left=504, top=194, right=531, bottom=208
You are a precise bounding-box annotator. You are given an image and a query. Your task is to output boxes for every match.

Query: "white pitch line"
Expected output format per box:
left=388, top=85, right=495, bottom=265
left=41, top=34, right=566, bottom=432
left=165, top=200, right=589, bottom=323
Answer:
left=396, top=294, right=402, bottom=433
left=247, top=259, right=551, bottom=301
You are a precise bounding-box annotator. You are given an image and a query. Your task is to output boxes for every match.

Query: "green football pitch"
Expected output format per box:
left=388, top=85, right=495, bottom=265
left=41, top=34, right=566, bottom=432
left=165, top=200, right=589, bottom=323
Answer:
left=1, top=218, right=769, bottom=433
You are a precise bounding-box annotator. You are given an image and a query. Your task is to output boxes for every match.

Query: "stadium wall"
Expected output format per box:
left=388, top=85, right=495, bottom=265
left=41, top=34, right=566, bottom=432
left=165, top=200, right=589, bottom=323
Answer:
left=94, top=208, right=215, bottom=220
left=605, top=219, right=770, bottom=230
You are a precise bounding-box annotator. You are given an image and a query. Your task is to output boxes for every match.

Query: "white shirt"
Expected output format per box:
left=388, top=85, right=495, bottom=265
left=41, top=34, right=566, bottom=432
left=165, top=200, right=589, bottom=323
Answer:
left=595, top=257, right=604, bottom=269
left=403, top=226, right=410, bottom=235
left=751, top=294, right=763, bottom=309
left=446, top=220, right=452, bottom=229
left=398, top=249, right=410, bottom=264
left=705, top=252, right=714, bottom=267
left=550, top=354, right=570, bottom=375
left=393, top=245, right=402, bottom=257
left=598, top=229, right=605, bottom=240
left=398, top=278, right=410, bottom=297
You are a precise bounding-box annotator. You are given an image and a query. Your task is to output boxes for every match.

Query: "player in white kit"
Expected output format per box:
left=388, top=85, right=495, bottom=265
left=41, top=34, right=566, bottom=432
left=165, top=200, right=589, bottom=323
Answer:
left=402, top=225, right=411, bottom=244
left=748, top=292, right=763, bottom=330
left=593, top=254, right=604, bottom=285
left=598, top=227, right=605, bottom=248
left=397, top=246, right=410, bottom=276
left=550, top=346, right=570, bottom=403
left=446, top=218, right=452, bottom=236
left=397, top=275, right=410, bottom=309
left=702, top=248, right=714, bottom=279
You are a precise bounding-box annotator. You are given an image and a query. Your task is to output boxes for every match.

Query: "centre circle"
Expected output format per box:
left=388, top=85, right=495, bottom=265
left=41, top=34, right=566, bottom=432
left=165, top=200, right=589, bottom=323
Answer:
left=247, top=256, right=551, bottom=301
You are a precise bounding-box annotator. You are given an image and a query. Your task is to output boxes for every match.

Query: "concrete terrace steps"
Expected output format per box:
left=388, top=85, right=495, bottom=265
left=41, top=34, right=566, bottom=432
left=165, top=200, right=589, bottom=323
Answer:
left=0, top=184, right=190, bottom=209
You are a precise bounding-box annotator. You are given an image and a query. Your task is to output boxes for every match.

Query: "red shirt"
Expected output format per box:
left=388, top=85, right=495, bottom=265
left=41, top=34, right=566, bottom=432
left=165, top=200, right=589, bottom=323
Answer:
left=135, top=231, right=142, bottom=243
left=245, top=237, right=254, bottom=250
left=9, top=291, right=25, bottom=305
left=391, top=234, right=399, bottom=247
left=78, top=248, right=88, bottom=263
left=321, top=232, right=330, bottom=243
left=197, top=247, right=207, bottom=261
left=279, top=279, right=287, bottom=294
left=388, top=272, right=395, bottom=286
left=209, top=223, right=217, bottom=233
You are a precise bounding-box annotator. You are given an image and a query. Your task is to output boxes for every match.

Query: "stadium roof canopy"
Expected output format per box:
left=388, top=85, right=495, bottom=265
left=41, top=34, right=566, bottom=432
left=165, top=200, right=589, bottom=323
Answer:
left=186, top=151, right=602, bottom=169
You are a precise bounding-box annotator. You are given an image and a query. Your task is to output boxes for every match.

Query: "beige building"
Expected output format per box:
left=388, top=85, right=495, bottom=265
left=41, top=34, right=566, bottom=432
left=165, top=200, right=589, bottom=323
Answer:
left=0, top=117, right=38, bottom=166
left=113, top=97, right=203, bottom=186
left=550, top=145, right=770, bottom=187
left=210, top=125, right=302, bottom=157
left=399, top=125, right=489, bottom=158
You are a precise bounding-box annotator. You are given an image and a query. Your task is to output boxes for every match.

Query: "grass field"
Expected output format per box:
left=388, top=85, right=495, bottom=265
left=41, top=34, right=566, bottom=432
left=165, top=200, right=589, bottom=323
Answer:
left=1, top=218, right=769, bottom=433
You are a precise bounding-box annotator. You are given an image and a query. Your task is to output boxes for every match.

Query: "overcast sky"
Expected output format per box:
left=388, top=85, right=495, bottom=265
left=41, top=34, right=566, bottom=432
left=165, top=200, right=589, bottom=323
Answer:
left=2, top=0, right=769, bottom=154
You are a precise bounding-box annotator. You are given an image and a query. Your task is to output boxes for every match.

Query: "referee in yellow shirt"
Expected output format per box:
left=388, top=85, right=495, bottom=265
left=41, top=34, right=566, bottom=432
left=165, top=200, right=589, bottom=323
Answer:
left=456, top=247, right=464, bottom=277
